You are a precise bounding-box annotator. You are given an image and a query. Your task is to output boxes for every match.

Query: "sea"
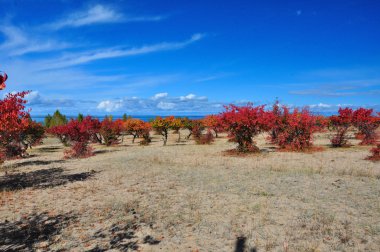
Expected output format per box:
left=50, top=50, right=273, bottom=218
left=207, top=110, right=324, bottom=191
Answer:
left=31, top=115, right=206, bottom=124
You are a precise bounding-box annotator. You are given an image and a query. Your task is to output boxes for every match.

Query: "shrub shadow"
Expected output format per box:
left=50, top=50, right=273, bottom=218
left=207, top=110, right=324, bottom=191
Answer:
left=0, top=212, right=76, bottom=251
left=235, top=236, right=257, bottom=252
left=0, top=167, right=96, bottom=191
left=37, top=146, right=62, bottom=153
left=4, top=160, right=65, bottom=169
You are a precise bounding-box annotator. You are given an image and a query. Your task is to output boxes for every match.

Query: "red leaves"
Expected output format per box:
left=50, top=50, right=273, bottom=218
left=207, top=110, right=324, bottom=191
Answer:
left=0, top=72, right=7, bottom=90
left=220, top=104, right=273, bottom=152
left=0, top=91, right=32, bottom=159
left=99, top=119, right=123, bottom=146
left=124, top=119, right=151, bottom=144
left=203, top=115, right=223, bottom=137
left=275, top=107, right=320, bottom=151
left=366, top=144, right=380, bottom=162
left=352, top=108, right=379, bottom=145
left=49, top=116, right=101, bottom=158
left=328, top=107, right=353, bottom=147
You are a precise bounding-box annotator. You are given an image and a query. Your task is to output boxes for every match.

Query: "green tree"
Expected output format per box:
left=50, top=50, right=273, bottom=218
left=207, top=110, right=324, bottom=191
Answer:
left=77, top=113, right=84, bottom=122
left=45, top=110, right=68, bottom=128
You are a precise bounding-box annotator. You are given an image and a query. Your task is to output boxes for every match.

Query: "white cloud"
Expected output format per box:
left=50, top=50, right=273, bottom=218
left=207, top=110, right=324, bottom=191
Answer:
left=39, top=33, right=206, bottom=70
left=157, top=101, right=176, bottom=110
left=96, top=93, right=225, bottom=113
left=97, top=100, right=123, bottom=112
left=309, top=103, right=331, bottom=108
left=152, top=92, right=168, bottom=100
left=49, top=5, right=123, bottom=29
left=0, top=25, right=70, bottom=56
left=180, top=94, right=196, bottom=100
left=48, top=4, right=165, bottom=30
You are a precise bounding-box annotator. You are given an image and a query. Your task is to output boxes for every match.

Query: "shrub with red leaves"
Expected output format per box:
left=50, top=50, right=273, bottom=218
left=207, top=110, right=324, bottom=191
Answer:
left=366, top=144, right=380, bottom=161
left=139, top=122, right=152, bottom=145
left=203, top=115, right=223, bottom=138
left=352, top=108, right=380, bottom=145
left=195, top=129, right=215, bottom=145
left=328, top=107, right=353, bottom=147
left=220, top=104, right=273, bottom=152
left=0, top=91, right=31, bottom=159
left=274, top=107, right=320, bottom=151
left=191, top=120, right=205, bottom=140
left=49, top=116, right=100, bottom=158
left=99, top=119, right=123, bottom=146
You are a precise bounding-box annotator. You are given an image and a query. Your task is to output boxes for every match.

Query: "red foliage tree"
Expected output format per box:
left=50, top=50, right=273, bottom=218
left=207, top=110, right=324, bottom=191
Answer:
left=220, top=104, right=273, bottom=152
left=124, top=118, right=151, bottom=144
left=49, top=116, right=100, bottom=158
left=352, top=108, right=380, bottom=145
left=21, top=121, right=45, bottom=149
left=203, top=115, right=223, bottom=137
left=328, top=107, right=353, bottom=147
left=138, top=122, right=152, bottom=145
left=99, top=118, right=123, bottom=146
left=0, top=72, right=7, bottom=90
left=0, top=91, right=31, bottom=159
left=366, top=144, right=380, bottom=161
left=274, top=107, right=320, bottom=151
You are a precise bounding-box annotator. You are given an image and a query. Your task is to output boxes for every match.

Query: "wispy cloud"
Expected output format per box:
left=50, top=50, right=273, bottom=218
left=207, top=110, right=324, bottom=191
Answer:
left=96, top=92, right=225, bottom=113
left=291, top=89, right=380, bottom=97
left=194, top=72, right=234, bottom=83
left=39, top=33, right=206, bottom=70
left=48, top=4, right=165, bottom=30
left=0, top=25, right=70, bottom=56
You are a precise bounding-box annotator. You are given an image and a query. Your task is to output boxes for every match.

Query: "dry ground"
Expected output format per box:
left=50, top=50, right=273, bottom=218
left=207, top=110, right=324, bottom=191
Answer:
left=1, top=130, right=380, bottom=251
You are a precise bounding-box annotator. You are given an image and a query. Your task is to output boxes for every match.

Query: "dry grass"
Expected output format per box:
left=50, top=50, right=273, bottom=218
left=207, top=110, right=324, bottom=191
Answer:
left=1, top=130, right=379, bottom=251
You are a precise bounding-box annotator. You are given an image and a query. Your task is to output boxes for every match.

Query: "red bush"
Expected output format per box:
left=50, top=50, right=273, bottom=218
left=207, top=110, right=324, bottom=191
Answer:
left=220, top=104, right=273, bottom=152
left=49, top=116, right=100, bottom=158
left=274, top=107, right=320, bottom=151
left=366, top=144, right=380, bottom=161
left=203, top=115, right=223, bottom=137
left=195, top=129, right=215, bottom=145
left=139, top=122, right=152, bottom=145
left=328, top=107, right=353, bottom=147
left=124, top=119, right=152, bottom=144
left=0, top=91, right=31, bottom=159
left=352, top=108, right=379, bottom=145
left=99, top=119, right=123, bottom=146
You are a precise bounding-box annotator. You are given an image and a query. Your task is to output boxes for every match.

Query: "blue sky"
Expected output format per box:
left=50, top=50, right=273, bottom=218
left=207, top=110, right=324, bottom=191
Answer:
left=1, top=0, right=379, bottom=115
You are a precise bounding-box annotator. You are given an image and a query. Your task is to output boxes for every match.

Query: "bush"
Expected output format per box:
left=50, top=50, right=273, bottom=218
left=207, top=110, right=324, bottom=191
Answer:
left=195, top=130, right=215, bottom=145
left=21, top=121, right=45, bottom=149
left=182, top=118, right=195, bottom=139
left=0, top=91, right=31, bottom=159
left=328, top=108, right=353, bottom=147
left=49, top=116, right=100, bottom=158
left=366, top=144, right=380, bottom=161
left=352, top=108, right=379, bottom=145
left=151, top=116, right=173, bottom=146
left=220, top=104, right=273, bottom=152
left=99, top=119, right=123, bottom=146
left=170, top=117, right=183, bottom=142
left=191, top=120, right=205, bottom=140
left=274, top=107, right=320, bottom=151
left=203, top=115, right=223, bottom=137
left=124, top=119, right=150, bottom=143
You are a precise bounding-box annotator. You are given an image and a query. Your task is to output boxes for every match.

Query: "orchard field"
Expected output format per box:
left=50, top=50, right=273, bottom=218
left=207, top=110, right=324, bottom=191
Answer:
left=1, top=129, right=380, bottom=251
left=1, top=91, right=380, bottom=251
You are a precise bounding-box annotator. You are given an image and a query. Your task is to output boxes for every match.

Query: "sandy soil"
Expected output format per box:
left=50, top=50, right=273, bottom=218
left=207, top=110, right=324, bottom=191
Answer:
left=1, top=130, right=379, bottom=251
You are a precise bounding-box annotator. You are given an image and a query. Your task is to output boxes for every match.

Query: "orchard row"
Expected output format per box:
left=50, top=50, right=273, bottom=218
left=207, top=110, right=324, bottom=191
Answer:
left=1, top=92, right=379, bottom=163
